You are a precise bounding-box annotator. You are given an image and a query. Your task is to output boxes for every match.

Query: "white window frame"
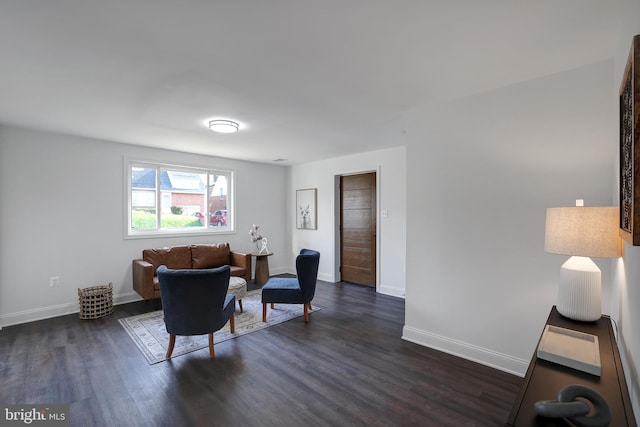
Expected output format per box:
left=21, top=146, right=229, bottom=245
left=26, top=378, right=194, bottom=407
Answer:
left=125, top=159, right=235, bottom=238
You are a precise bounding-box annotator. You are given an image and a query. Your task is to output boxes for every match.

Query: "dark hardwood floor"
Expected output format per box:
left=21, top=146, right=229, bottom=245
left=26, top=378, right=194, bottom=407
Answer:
left=0, top=280, right=522, bottom=426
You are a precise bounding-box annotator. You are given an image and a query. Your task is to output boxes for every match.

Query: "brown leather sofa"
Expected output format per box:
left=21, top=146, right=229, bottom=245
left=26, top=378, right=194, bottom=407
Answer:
left=133, top=243, right=251, bottom=300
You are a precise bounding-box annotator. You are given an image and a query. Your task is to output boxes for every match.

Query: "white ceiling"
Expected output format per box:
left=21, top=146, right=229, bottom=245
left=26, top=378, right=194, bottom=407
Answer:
left=0, top=1, right=622, bottom=165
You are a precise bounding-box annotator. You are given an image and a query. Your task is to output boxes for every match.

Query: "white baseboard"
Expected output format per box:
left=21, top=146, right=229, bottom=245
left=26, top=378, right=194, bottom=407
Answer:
left=274, top=267, right=334, bottom=283
left=267, top=267, right=291, bottom=277
left=378, top=286, right=405, bottom=298
left=402, top=325, right=528, bottom=377
left=0, top=291, right=142, bottom=328
left=317, top=272, right=334, bottom=282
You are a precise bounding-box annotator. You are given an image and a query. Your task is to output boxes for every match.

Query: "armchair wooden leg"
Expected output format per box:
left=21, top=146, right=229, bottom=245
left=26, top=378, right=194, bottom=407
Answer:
left=262, top=303, right=267, bottom=322
left=209, top=333, right=215, bottom=358
left=270, top=303, right=274, bottom=309
left=166, top=335, right=176, bottom=359
left=304, top=303, right=310, bottom=323
left=230, top=313, right=235, bottom=334
left=238, top=299, right=243, bottom=313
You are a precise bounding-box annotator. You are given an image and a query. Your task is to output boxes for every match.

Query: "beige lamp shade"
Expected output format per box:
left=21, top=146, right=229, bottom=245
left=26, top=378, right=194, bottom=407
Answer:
left=545, top=207, right=622, bottom=258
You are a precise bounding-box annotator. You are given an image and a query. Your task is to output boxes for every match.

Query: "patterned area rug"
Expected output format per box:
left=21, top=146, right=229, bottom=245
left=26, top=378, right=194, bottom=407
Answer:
left=119, top=289, right=319, bottom=364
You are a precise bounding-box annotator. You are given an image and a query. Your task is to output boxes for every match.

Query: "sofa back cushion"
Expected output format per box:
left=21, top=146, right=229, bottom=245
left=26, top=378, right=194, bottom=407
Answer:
left=143, top=246, right=192, bottom=273
left=191, top=243, right=231, bottom=269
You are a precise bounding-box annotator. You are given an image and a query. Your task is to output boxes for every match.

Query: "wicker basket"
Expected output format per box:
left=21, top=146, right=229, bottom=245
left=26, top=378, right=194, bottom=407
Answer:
left=78, top=283, right=114, bottom=319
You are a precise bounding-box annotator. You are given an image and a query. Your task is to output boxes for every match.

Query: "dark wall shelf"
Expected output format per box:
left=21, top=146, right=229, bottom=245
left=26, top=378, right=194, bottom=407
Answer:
left=506, top=306, right=636, bottom=426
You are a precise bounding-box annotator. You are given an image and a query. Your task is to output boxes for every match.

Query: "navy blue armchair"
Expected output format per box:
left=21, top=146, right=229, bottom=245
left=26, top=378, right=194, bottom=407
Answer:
left=157, top=265, right=235, bottom=359
left=261, top=249, right=320, bottom=323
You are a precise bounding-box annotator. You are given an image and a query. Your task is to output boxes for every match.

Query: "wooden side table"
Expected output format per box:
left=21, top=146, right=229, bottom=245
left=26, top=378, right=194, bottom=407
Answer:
left=506, top=306, right=636, bottom=426
left=252, top=252, right=273, bottom=285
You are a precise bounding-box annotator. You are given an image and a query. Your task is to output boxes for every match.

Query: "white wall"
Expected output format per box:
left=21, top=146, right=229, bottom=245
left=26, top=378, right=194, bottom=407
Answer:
left=0, top=126, right=289, bottom=327
left=612, top=0, right=640, bottom=416
left=289, top=145, right=407, bottom=297
left=402, top=60, right=617, bottom=376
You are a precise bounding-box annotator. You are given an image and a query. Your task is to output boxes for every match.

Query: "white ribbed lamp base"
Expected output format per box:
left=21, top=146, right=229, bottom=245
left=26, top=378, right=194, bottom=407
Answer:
left=557, top=256, right=602, bottom=322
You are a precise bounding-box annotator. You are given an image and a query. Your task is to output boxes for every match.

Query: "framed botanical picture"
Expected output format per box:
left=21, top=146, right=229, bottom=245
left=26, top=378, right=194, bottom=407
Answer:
left=620, top=34, right=640, bottom=245
left=296, top=188, right=317, bottom=229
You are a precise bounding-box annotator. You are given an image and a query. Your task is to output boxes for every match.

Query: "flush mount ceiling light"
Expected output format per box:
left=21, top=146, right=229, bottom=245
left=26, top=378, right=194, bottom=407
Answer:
left=208, top=120, right=239, bottom=134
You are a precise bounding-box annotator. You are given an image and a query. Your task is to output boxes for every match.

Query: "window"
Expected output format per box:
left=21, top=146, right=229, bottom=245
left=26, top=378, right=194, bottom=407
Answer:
left=127, top=161, right=233, bottom=237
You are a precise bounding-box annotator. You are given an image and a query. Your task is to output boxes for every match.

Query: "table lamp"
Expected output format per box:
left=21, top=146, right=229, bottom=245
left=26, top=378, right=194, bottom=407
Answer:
left=544, top=201, right=622, bottom=321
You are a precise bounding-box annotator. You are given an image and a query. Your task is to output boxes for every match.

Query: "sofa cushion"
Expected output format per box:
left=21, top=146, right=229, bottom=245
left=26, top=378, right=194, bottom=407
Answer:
left=190, top=243, right=231, bottom=269
left=143, top=246, right=192, bottom=273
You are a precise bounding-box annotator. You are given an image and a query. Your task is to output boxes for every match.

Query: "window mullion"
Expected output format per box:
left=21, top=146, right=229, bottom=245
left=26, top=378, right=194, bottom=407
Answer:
left=156, top=167, right=162, bottom=231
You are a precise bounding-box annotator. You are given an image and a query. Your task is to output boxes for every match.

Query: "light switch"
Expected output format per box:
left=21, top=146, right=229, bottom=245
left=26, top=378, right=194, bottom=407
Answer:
left=382, top=209, right=389, bottom=218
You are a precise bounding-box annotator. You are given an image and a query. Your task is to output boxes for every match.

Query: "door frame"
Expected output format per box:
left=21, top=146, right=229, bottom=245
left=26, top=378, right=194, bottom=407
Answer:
left=334, top=168, right=380, bottom=291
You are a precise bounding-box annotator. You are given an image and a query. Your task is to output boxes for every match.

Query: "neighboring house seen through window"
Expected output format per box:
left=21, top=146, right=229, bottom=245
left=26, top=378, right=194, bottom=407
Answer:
left=127, top=161, right=233, bottom=236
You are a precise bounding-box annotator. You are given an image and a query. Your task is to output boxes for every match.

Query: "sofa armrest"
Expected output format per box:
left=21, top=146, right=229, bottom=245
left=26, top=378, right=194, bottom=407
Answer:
left=132, top=259, right=157, bottom=300
left=230, top=251, right=252, bottom=281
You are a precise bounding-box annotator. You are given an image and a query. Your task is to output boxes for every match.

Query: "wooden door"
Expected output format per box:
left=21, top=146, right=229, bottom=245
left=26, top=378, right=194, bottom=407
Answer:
left=340, top=173, right=376, bottom=286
